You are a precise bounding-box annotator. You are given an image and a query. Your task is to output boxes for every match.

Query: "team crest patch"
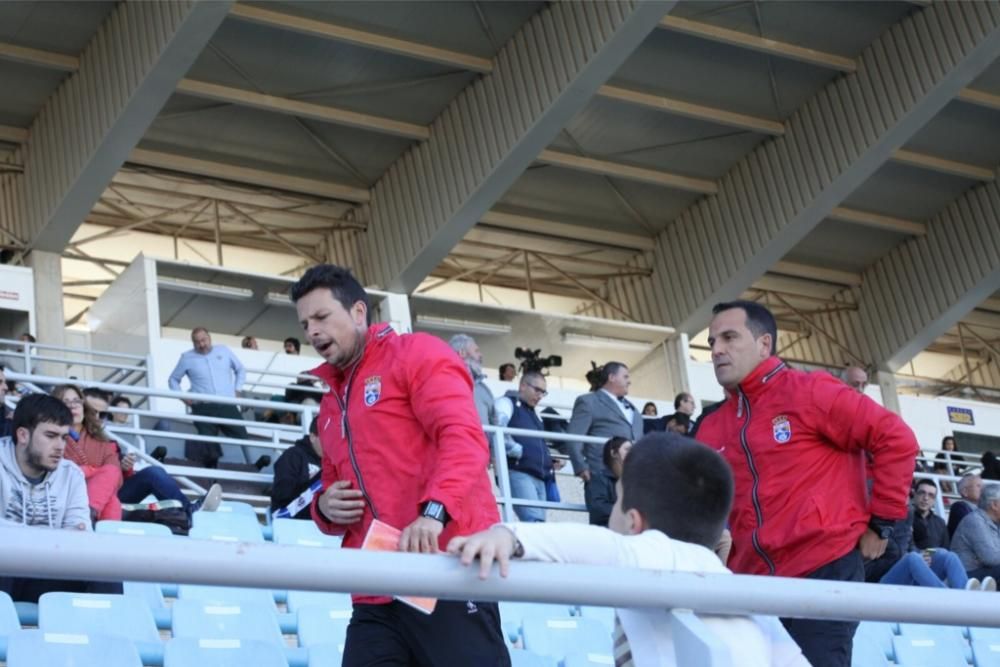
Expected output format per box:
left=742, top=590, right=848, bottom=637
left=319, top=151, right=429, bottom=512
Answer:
left=772, top=415, right=792, bottom=443
left=363, top=376, right=382, bottom=407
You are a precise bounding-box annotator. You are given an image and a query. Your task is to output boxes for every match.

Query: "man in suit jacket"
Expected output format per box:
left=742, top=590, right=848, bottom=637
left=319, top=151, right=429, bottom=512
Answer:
left=567, top=362, right=643, bottom=525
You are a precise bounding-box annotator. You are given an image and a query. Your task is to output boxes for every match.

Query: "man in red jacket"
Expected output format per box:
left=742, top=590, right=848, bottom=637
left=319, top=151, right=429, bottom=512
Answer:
left=695, top=300, right=917, bottom=667
left=291, top=264, right=510, bottom=667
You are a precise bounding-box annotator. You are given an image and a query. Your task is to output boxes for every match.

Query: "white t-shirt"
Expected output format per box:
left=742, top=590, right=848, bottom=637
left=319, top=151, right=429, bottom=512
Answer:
left=507, top=523, right=808, bottom=667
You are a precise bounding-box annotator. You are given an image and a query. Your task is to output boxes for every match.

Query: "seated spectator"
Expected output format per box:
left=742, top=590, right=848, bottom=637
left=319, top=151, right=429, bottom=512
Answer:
left=664, top=412, right=691, bottom=435
left=934, top=436, right=962, bottom=493
left=270, top=417, right=321, bottom=520
left=949, top=473, right=982, bottom=538
left=0, top=366, right=11, bottom=438
left=53, top=384, right=122, bottom=522
left=448, top=433, right=808, bottom=666
left=495, top=372, right=556, bottom=523
left=284, top=337, right=301, bottom=355
left=912, top=479, right=949, bottom=550
left=0, top=394, right=122, bottom=601
left=982, top=451, right=1000, bottom=481
left=109, top=395, right=131, bottom=425
left=673, top=392, right=696, bottom=433
left=241, top=336, right=259, bottom=350
left=641, top=402, right=657, bottom=417
left=587, top=437, right=631, bottom=527
left=952, top=482, right=1000, bottom=584
left=498, top=363, right=516, bottom=382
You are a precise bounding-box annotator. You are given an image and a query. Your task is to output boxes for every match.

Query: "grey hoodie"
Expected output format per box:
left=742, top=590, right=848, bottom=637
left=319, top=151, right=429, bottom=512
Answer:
left=0, top=437, right=91, bottom=529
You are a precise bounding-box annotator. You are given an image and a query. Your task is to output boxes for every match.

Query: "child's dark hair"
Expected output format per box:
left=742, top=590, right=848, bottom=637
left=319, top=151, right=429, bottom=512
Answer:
left=602, top=436, right=631, bottom=472
left=621, top=432, right=733, bottom=549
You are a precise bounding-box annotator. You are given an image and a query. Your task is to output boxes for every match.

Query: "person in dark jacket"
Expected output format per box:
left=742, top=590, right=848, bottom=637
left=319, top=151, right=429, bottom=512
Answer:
left=912, top=479, right=949, bottom=550
left=587, top=436, right=632, bottom=527
left=948, top=473, right=983, bottom=538
left=270, top=417, right=322, bottom=520
left=495, top=371, right=553, bottom=522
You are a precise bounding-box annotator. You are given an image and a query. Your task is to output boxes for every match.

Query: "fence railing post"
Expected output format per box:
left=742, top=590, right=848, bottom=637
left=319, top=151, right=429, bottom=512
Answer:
left=491, top=428, right=516, bottom=523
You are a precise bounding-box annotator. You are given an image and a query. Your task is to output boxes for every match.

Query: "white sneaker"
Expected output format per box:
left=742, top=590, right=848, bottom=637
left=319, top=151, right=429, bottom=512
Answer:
left=983, top=576, right=997, bottom=592
left=197, top=483, right=223, bottom=513
left=966, top=578, right=982, bottom=591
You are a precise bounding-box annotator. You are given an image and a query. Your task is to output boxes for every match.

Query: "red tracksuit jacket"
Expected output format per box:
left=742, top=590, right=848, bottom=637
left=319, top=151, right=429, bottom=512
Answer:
left=309, top=323, right=499, bottom=603
left=696, top=356, right=918, bottom=578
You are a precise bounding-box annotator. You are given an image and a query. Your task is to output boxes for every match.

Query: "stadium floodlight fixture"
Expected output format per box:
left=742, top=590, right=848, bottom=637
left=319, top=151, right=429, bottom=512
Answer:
left=560, top=331, right=653, bottom=352
left=415, top=315, right=512, bottom=336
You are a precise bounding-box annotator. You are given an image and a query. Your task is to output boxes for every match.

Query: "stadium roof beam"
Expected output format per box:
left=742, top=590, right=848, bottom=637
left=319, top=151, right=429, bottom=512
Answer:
left=362, top=0, right=672, bottom=293
left=591, top=3, right=1000, bottom=335
left=0, top=1, right=234, bottom=254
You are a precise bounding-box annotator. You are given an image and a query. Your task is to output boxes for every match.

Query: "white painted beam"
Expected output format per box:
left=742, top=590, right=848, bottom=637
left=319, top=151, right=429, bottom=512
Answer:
left=892, top=148, right=995, bottom=182
left=770, top=261, right=862, bottom=287
left=0, top=2, right=235, bottom=253
left=536, top=149, right=717, bottom=194
left=827, top=207, right=927, bottom=236
left=0, top=125, right=27, bottom=144
left=364, top=1, right=672, bottom=292
left=0, top=41, right=77, bottom=71
left=480, top=210, right=649, bottom=251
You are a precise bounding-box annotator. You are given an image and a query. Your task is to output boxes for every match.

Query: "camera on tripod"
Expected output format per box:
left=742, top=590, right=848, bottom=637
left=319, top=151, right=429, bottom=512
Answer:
left=514, top=347, right=562, bottom=374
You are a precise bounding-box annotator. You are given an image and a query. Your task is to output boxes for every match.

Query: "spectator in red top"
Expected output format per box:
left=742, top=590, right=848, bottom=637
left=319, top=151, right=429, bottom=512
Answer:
left=53, top=384, right=122, bottom=522
left=696, top=301, right=918, bottom=667
left=291, top=264, right=509, bottom=667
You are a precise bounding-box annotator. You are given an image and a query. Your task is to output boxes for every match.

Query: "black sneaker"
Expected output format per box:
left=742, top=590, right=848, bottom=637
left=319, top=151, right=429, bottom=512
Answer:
left=151, top=446, right=167, bottom=462
left=254, top=455, right=272, bottom=471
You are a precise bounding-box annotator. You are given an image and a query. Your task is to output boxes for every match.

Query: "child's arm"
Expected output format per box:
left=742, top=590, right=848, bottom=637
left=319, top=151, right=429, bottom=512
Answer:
left=447, top=522, right=659, bottom=579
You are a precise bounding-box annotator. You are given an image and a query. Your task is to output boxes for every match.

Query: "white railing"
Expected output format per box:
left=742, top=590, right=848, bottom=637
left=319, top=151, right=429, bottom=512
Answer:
left=0, top=337, right=149, bottom=386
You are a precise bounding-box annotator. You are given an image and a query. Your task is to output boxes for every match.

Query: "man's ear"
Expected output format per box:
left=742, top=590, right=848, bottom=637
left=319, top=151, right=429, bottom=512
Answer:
left=351, top=301, right=368, bottom=327
left=626, top=508, right=648, bottom=535
left=14, top=426, right=28, bottom=447
left=758, top=333, right=773, bottom=359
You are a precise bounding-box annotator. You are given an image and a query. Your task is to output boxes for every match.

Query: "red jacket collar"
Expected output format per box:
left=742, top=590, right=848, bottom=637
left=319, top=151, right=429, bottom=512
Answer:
left=728, top=356, right=787, bottom=399
left=308, top=323, right=396, bottom=387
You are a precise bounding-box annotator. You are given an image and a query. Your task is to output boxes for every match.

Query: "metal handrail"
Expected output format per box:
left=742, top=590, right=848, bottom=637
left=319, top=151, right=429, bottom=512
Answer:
left=0, top=338, right=147, bottom=361
left=2, top=529, right=999, bottom=631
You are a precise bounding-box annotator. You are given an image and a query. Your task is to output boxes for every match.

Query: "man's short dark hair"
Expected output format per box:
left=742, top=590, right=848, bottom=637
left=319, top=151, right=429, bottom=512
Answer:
left=289, top=264, right=371, bottom=326
left=82, top=387, right=113, bottom=403
left=111, top=395, right=132, bottom=408
left=674, top=392, right=692, bottom=410
left=621, top=433, right=733, bottom=549
left=284, top=337, right=301, bottom=353
left=12, top=394, right=73, bottom=436
left=711, top=300, right=778, bottom=355
left=665, top=413, right=691, bottom=429
left=589, top=361, right=627, bottom=390
left=915, top=478, right=937, bottom=493
left=308, top=416, right=319, bottom=436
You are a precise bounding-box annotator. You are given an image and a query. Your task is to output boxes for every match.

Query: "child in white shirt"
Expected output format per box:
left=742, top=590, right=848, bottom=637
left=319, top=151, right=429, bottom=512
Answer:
left=448, top=432, right=809, bottom=667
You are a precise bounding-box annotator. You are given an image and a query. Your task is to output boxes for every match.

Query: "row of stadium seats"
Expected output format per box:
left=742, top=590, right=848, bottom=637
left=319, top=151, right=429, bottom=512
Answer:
left=854, top=620, right=1000, bottom=667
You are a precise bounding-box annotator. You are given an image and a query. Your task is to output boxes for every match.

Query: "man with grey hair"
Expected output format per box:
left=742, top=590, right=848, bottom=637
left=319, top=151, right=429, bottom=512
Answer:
left=951, top=482, right=1000, bottom=584
left=449, top=334, right=496, bottom=428
left=949, top=472, right=983, bottom=538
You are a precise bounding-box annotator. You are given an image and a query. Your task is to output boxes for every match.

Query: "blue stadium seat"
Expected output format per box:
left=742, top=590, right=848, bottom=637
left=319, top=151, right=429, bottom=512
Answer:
left=308, top=641, right=345, bottom=667
left=165, top=637, right=287, bottom=667
left=898, top=623, right=971, bottom=662
left=498, top=602, right=573, bottom=644
left=123, top=581, right=172, bottom=630
left=509, top=648, right=558, bottom=667
left=521, top=613, right=613, bottom=661
left=892, top=635, right=968, bottom=667
left=215, top=501, right=258, bottom=518
left=852, top=632, right=890, bottom=667
left=6, top=629, right=142, bottom=667
left=178, top=584, right=276, bottom=610
left=190, top=513, right=264, bottom=542
left=38, top=592, right=162, bottom=664
left=577, top=606, right=616, bottom=635
left=562, top=651, right=617, bottom=667
left=0, top=591, right=21, bottom=635
left=97, top=520, right=174, bottom=537
left=857, top=621, right=897, bottom=661
left=971, top=627, right=1000, bottom=644
left=297, top=605, right=351, bottom=648
left=973, top=639, right=1000, bottom=667
left=170, top=600, right=284, bottom=647
left=286, top=590, right=353, bottom=615
left=272, top=518, right=341, bottom=548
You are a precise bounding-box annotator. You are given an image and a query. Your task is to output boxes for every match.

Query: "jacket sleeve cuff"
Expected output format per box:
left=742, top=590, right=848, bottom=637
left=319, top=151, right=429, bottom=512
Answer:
left=310, top=496, right=347, bottom=536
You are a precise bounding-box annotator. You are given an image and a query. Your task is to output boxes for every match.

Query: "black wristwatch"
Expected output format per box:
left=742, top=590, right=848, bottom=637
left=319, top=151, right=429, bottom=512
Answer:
left=868, top=516, right=895, bottom=540
left=421, top=500, right=450, bottom=526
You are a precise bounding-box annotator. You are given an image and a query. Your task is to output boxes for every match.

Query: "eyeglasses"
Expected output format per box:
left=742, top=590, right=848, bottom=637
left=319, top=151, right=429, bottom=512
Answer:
left=526, top=384, right=548, bottom=396
left=62, top=398, right=83, bottom=406
left=98, top=411, right=112, bottom=421
left=915, top=489, right=937, bottom=498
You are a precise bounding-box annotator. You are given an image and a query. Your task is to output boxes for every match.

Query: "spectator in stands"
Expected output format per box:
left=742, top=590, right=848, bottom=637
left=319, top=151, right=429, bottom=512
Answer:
left=284, top=336, right=301, bottom=355
left=934, top=436, right=964, bottom=491
left=952, top=482, right=1000, bottom=584
left=641, top=401, right=657, bottom=417
left=109, top=395, right=131, bottom=425
left=949, top=473, right=983, bottom=538
left=168, top=327, right=248, bottom=468
left=449, top=333, right=496, bottom=427
left=674, top=391, right=696, bottom=416
left=270, top=416, right=321, bottom=520
left=495, top=371, right=555, bottom=523
left=0, top=366, right=11, bottom=438
left=82, top=387, right=113, bottom=422
left=843, top=366, right=868, bottom=393
left=912, top=479, right=950, bottom=550
left=291, top=264, right=509, bottom=665
left=567, top=362, right=643, bottom=524
left=586, top=437, right=633, bottom=527
left=53, top=384, right=122, bottom=522
left=241, top=336, right=258, bottom=350
left=448, top=433, right=809, bottom=666
left=0, top=394, right=119, bottom=602
left=664, top=412, right=691, bottom=435
left=982, top=451, right=1000, bottom=481
left=696, top=300, right=918, bottom=667
left=499, top=363, right=516, bottom=382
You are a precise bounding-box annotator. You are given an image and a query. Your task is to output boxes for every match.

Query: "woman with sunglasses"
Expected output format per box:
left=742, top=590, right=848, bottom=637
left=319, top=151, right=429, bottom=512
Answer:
left=52, top=384, right=123, bottom=522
